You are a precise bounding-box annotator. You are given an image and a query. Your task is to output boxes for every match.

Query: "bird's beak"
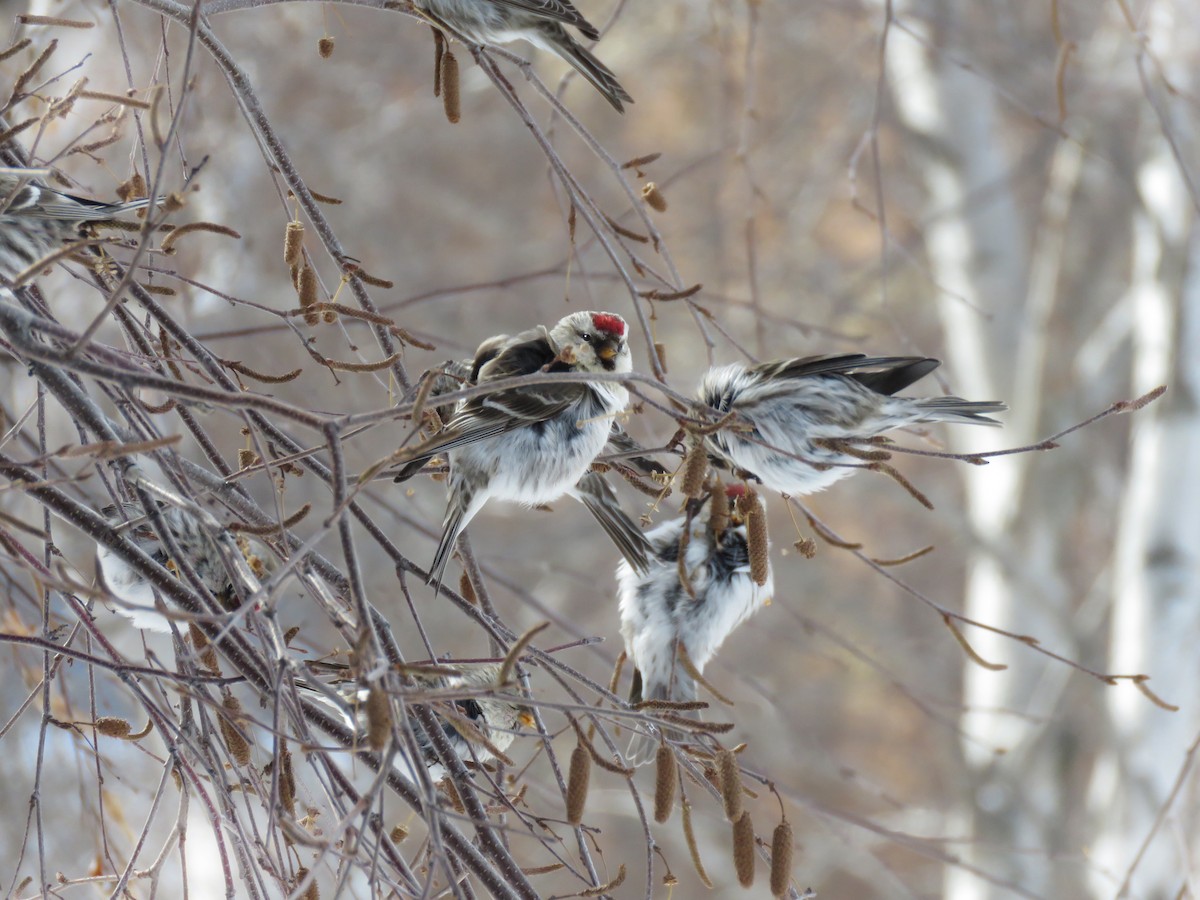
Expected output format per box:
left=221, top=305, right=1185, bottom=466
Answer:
left=517, top=710, right=536, bottom=729
left=595, top=339, right=619, bottom=365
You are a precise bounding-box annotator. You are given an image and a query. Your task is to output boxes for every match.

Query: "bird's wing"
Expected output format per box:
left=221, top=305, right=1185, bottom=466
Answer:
left=490, top=0, right=599, bottom=39
left=751, top=354, right=939, bottom=392
left=847, top=358, right=940, bottom=395
left=394, top=328, right=586, bottom=477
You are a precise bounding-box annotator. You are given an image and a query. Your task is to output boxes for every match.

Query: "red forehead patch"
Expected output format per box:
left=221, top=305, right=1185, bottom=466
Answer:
left=724, top=484, right=748, bottom=499
left=590, top=313, right=625, bottom=336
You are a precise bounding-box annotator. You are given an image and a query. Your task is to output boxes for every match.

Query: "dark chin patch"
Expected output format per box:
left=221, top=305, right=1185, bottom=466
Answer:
left=601, top=358, right=616, bottom=371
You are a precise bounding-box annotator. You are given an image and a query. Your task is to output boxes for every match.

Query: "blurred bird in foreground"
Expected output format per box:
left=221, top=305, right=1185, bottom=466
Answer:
left=413, top=0, right=633, bottom=112
left=301, top=662, right=535, bottom=783
left=0, top=169, right=158, bottom=287
left=96, top=501, right=276, bottom=632
left=394, top=310, right=650, bottom=587
left=695, top=355, right=1005, bottom=497
left=618, top=482, right=774, bottom=765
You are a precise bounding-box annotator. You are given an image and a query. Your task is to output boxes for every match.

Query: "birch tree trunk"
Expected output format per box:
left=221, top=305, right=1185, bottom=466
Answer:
left=1095, top=6, right=1200, bottom=891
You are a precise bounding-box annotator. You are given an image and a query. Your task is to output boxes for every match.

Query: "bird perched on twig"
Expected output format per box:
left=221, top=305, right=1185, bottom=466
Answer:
left=0, top=169, right=158, bottom=287
left=413, top=0, right=633, bottom=112
left=96, top=501, right=276, bottom=632
left=694, top=355, right=1005, bottom=497
left=301, top=662, right=534, bottom=783
left=618, top=482, right=773, bottom=765
left=395, top=310, right=650, bottom=587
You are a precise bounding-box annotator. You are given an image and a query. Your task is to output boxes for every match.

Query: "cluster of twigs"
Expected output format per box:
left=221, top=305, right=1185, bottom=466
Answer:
left=0, top=4, right=1173, bottom=900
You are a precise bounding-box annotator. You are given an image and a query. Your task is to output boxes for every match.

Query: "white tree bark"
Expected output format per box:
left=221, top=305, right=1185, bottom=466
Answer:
left=886, top=4, right=1091, bottom=896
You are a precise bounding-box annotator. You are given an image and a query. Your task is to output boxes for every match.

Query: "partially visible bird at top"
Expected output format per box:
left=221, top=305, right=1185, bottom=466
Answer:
left=618, top=482, right=774, bottom=765
left=412, top=0, right=633, bottom=112
left=0, top=169, right=159, bottom=288
left=96, top=501, right=277, bottom=632
left=695, top=354, right=1006, bottom=497
left=394, top=310, right=649, bottom=588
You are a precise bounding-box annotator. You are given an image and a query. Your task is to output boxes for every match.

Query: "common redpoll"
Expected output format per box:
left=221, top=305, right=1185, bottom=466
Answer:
left=395, top=310, right=647, bottom=587
left=302, top=662, right=534, bottom=783
left=413, top=0, right=633, bottom=112
left=96, top=501, right=276, bottom=632
left=0, top=170, right=158, bottom=287
left=618, top=483, right=774, bottom=765
left=695, top=355, right=1005, bottom=497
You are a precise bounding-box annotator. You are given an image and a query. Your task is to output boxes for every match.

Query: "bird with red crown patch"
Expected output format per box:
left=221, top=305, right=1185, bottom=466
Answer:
left=394, top=310, right=646, bottom=588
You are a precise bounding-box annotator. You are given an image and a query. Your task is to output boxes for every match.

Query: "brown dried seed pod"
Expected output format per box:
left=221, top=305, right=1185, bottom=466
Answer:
left=680, top=439, right=708, bottom=499
left=389, top=824, right=409, bottom=844
left=280, top=744, right=296, bottom=814
left=459, top=571, right=478, bottom=605
left=95, top=716, right=131, bottom=738
left=237, top=448, right=258, bottom=470
left=770, top=819, right=794, bottom=897
left=321, top=308, right=338, bottom=324
left=641, top=181, right=668, bottom=212
left=716, top=749, right=743, bottom=822
left=653, top=742, right=677, bottom=823
left=794, top=537, right=817, bottom=559
left=297, top=265, right=320, bottom=325
left=566, top=743, right=591, bottom=825
left=441, top=776, right=465, bottom=813
left=441, top=49, right=460, bottom=124
left=740, top=488, right=770, bottom=586
left=219, top=696, right=252, bottom=766
left=732, top=811, right=755, bottom=888
left=117, top=171, right=147, bottom=202
left=365, top=684, right=390, bottom=751
left=284, top=220, right=304, bottom=267
left=579, top=865, right=626, bottom=896
left=317, top=36, right=334, bottom=58
left=283, top=626, right=301, bottom=646
left=295, top=866, right=320, bottom=900
left=680, top=798, right=714, bottom=888
left=708, top=479, right=730, bottom=539
left=188, top=622, right=219, bottom=672
left=654, top=341, right=668, bottom=373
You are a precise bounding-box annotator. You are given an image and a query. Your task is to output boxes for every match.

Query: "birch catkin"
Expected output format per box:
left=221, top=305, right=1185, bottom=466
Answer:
left=365, top=684, right=390, bottom=751
left=732, top=811, right=755, bottom=888
left=219, top=695, right=252, bottom=766
left=716, top=749, right=743, bottom=821
left=680, top=439, right=708, bottom=499
left=566, top=742, right=591, bottom=825
left=770, top=819, right=794, bottom=896
left=441, top=50, right=460, bottom=124
left=653, top=742, right=677, bottom=823
left=742, top=488, right=770, bottom=586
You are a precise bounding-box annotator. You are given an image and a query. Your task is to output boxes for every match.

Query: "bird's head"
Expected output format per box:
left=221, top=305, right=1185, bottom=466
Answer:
left=550, top=311, right=631, bottom=374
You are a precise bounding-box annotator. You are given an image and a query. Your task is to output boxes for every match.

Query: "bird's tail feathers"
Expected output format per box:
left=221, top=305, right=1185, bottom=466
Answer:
left=38, top=191, right=165, bottom=222
left=544, top=28, right=633, bottom=113
left=916, top=397, right=1006, bottom=426
left=625, top=671, right=698, bottom=766
left=427, top=496, right=469, bottom=589
left=574, top=472, right=652, bottom=574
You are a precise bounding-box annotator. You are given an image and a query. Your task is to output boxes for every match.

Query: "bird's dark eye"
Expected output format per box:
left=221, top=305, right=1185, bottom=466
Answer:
left=581, top=333, right=592, bottom=343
